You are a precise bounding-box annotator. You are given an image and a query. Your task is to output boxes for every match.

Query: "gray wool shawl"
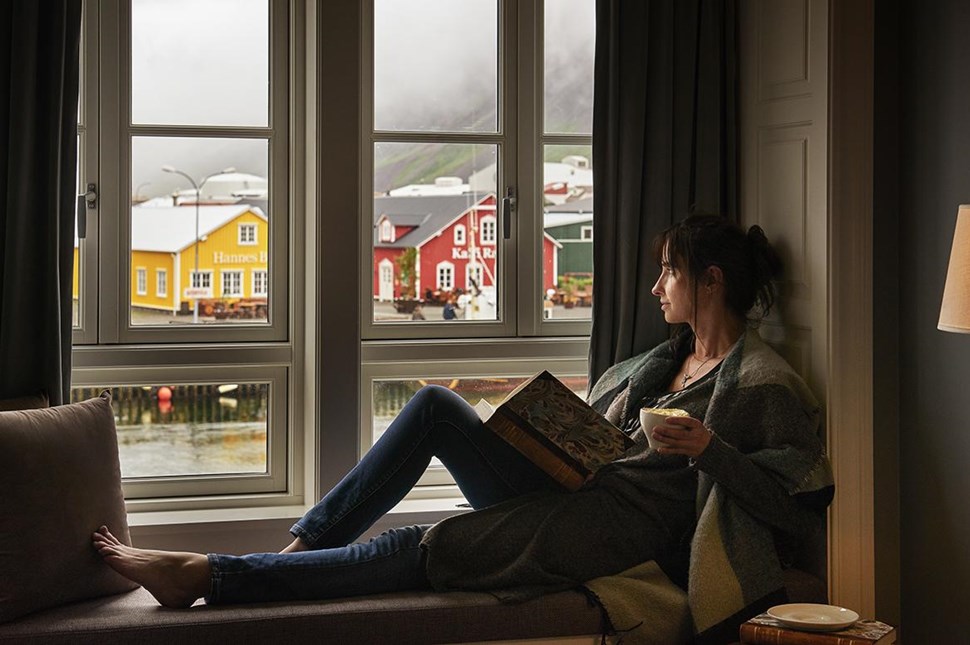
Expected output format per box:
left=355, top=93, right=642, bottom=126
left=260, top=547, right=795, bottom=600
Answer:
left=422, top=329, right=834, bottom=644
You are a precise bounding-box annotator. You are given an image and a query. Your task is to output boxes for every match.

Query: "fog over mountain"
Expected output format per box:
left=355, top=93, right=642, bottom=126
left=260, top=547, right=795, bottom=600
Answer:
left=127, top=0, right=593, bottom=201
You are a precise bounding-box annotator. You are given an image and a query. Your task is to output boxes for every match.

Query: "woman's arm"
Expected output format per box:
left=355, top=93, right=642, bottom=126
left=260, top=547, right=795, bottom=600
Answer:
left=651, top=391, right=832, bottom=537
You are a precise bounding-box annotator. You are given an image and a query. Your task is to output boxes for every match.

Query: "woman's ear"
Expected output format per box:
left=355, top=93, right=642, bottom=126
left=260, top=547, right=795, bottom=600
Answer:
left=705, top=265, right=725, bottom=287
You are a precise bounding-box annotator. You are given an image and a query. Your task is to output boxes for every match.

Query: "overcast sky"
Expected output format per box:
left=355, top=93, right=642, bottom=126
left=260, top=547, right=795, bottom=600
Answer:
left=130, top=0, right=593, bottom=200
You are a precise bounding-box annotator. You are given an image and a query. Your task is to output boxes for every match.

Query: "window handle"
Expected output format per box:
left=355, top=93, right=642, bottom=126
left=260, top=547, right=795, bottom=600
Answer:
left=76, top=183, right=97, bottom=239
left=502, top=186, right=515, bottom=240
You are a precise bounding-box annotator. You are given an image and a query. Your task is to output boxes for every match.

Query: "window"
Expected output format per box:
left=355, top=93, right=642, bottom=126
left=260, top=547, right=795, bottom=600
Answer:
left=238, top=223, right=258, bottom=245
left=480, top=215, right=496, bottom=245
left=72, top=0, right=297, bottom=505
left=360, top=0, right=596, bottom=484
left=252, top=270, right=268, bottom=297
left=222, top=270, right=244, bottom=297
left=379, top=219, right=394, bottom=243
left=436, top=261, right=454, bottom=291
left=191, top=270, right=213, bottom=291
left=581, top=225, right=593, bottom=241
left=135, top=268, right=147, bottom=295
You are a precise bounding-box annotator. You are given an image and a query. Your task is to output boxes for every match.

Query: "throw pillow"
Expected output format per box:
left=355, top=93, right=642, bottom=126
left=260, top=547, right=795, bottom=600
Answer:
left=0, top=392, right=139, bottom=623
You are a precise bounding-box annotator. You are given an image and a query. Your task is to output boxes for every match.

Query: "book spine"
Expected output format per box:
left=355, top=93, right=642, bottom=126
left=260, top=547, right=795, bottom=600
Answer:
left=740, top=624, right=876, bottom=645
left=486, top=412, right=587, bottom=491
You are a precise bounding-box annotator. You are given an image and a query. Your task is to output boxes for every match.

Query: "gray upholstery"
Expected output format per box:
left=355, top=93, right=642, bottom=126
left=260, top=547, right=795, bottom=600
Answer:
left=0, top=569, right=824, bottom=644
left=0, top=587, right=602, bottom=645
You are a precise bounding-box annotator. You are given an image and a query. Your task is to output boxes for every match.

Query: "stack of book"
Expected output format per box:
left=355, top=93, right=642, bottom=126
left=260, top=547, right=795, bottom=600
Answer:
left=740, top=614, right=896, bottom=644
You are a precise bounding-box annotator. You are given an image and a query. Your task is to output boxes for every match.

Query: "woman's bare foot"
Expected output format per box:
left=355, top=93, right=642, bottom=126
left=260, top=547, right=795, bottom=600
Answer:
left=280, top=536, right=310, bottom=553
left=92, top=526, right=210, bottom=608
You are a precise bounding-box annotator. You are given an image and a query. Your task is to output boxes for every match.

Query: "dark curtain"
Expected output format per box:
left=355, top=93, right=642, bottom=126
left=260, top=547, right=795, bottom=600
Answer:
left=0, top=1, right=82, bottom=405
left=589, top=0, right=739, bottom=384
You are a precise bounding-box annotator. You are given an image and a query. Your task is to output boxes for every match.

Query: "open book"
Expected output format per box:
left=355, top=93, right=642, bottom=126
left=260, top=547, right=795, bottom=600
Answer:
left=474, top=371, right=635, bottom=491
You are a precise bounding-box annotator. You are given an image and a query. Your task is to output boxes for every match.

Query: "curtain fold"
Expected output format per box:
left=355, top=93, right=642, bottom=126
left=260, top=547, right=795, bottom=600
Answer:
left=0, top=0, right=82, bottom=405
left=589, top=0, right=738, bottom=384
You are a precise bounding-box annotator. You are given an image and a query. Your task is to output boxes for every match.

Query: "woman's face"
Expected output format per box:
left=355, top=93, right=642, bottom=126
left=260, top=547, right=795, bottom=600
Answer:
left=651, top=246, right=693, bottom=324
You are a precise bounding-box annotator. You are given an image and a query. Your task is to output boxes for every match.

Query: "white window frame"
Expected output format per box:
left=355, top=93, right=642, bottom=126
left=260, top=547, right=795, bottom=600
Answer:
left=191, top=270, right=213, bottom=290
left=466, top=262, right=483, bottom=292
left=135, top=267, right=147, bottom=295
left=238, top=222, right=258, bottom=246
left=252, top=269, right=268, bottom=297
left=379, top=218, right=394, bottom=243
left=454, top=223, right=466, bottom=245
left=436, top=261, right=455, bottom=291
left=353, top=1, right=595, bottom=497
left=156, top=268, right=167, bottom=297
left=581, top=224, right=593, bottom=241
left=70, top=0, right=304, bottom=510
left=480, top=215, right=497, bottom=245
left=221, top=270, right=244, bottom=297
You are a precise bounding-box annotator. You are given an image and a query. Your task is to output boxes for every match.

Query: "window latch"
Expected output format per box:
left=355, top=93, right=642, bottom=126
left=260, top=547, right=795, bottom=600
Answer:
left=75, top=183, right=97, bottom=239
left=502, top=186, right=515, bottom=240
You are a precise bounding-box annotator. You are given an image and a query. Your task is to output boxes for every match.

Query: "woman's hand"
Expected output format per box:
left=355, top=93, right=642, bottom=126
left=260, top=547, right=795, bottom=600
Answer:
left=651, top=416, right=712, bottom=458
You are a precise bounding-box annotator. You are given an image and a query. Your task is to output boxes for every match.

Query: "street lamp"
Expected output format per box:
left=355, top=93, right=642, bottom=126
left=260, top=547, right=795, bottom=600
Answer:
left=161, top=165, right=236, bottom=323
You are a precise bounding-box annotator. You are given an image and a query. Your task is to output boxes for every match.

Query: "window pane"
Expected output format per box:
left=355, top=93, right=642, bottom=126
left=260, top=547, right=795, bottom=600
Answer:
left=131, top=0, right=269, bottom=127
left=371, top=375, right=589, bottom=474
left=373, top=142, right=499, bottom=323
left=130, top=136, right=270, bottom=326
left=542, top=144, right=593, bottom=320
left=544, top=0, right=595, bottom=135
left=71, top=383, right=269, bottom=478
left=374, top=0, right=497, bottom=132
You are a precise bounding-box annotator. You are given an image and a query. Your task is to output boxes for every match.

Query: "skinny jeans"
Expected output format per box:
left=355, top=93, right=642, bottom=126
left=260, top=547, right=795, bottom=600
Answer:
left=207, top=385, right=561, bottom=604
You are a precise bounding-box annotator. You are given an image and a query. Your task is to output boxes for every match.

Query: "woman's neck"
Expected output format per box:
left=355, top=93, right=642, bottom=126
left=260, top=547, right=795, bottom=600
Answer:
left=690, top=317, right=745, bottom=360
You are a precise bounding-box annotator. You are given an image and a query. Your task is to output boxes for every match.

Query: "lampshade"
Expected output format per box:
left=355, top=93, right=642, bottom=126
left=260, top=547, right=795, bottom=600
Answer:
left=939, top=205, right=970, bottom=333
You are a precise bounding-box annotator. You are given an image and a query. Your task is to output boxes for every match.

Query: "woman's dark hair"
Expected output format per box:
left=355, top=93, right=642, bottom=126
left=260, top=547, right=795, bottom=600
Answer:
left=651, top=214, right=784, bottom=321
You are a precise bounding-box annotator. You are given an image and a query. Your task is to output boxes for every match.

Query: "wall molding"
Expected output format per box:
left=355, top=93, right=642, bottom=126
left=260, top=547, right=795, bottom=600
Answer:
left=827, top=0, right=876, bottom=617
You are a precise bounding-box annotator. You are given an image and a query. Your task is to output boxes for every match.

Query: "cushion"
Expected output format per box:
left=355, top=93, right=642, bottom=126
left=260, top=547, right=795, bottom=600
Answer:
left=0, top=391, right=48, bottom=412
left=0, top=392, right=138, bottom=623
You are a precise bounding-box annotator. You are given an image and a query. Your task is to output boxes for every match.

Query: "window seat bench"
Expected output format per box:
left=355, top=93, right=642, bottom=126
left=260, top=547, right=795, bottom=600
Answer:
left=0, top=586, right=603, bottom=645
left=0, top=568, right=825, bottom=644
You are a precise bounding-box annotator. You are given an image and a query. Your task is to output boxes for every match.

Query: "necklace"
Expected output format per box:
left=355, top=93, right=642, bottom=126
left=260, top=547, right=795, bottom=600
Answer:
left=681, top=354, right=716, bottom=388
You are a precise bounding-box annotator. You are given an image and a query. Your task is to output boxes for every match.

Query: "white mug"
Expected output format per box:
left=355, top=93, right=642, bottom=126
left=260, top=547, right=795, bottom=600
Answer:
left=639, top=407, right=690, bottom=450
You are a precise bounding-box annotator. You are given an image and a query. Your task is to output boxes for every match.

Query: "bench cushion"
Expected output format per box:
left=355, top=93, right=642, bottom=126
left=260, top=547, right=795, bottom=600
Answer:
left=0, top=587, right=603, bottom=645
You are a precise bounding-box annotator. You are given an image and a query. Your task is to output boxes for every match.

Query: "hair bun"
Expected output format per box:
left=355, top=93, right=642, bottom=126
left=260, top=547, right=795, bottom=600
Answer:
left=747, top=225, right=783, bottom=281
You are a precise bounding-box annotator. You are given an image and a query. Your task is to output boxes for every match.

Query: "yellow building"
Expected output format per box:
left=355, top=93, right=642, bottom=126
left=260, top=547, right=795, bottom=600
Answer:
left=73, top=205, right=269, bottom=316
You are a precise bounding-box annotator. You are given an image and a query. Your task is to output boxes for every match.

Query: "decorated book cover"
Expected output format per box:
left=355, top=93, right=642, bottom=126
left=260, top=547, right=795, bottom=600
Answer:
left=740, top=614, right=896, bottom=645
left=475, top=371, right=634, bottom=491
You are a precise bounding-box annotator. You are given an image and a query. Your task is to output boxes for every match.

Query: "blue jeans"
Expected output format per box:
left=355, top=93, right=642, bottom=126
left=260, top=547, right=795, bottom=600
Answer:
left=207, top=385, right=562, bottom=604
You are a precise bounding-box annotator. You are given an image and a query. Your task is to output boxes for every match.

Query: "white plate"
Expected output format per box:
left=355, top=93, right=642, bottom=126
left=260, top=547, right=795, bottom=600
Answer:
left=766, top=603, right=860, bottom=632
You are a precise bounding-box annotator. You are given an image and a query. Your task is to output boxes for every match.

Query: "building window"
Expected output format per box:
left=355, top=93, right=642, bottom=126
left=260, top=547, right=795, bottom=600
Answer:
left=222, top=270, right=244, bottom=297
left=156, top=269, right=168, bottom=297
left=467, top=262, right=483, bottom=292
left=581, top=225, right=593, bottom=241
left=136, top=268, right=147, bottom=295
left=380, top=219, right=394, bottom=243
left=454, top=224, right=466, bottom=245
left=191, top=270, right=212, bottom=290
left=238, top=223, right=258, bottom=245
left=480, top=215, right=496, bottom=245
left=252, top=270, right=268, bottom=297
left=436, top=261, right=455, bottom=291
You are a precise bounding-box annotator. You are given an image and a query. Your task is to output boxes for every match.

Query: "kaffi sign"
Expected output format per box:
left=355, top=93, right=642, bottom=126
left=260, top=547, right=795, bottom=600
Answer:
left=451, top=247, right=496, bottom=260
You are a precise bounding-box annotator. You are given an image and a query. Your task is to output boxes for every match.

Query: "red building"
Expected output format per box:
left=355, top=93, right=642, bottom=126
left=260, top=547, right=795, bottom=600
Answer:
left=373, top=193, right=560, bottom=302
